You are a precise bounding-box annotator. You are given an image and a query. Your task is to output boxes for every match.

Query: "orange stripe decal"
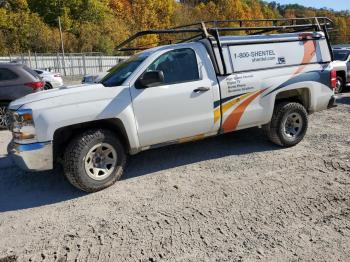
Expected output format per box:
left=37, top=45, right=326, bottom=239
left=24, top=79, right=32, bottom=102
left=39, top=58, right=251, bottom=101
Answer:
left=213, top=92, right=253, bottom=124
left=293, top=40, right=316, bottom=75
left=222, top=89, right=267, bottom=132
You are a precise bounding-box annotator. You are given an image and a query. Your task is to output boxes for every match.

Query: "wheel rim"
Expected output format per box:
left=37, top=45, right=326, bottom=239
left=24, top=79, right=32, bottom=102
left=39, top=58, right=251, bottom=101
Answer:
left=283, top=112, right=303, bottom=139
left=0, top=106, right=9, bottom=128
left=84, top=143, right=118, bottom=181
left=335, top=79, right=342, bottom=93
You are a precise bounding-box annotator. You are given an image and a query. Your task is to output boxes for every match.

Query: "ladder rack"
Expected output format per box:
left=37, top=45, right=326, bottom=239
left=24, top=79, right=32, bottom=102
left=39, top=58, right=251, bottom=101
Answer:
left=116, top=17, right=333, bottom=52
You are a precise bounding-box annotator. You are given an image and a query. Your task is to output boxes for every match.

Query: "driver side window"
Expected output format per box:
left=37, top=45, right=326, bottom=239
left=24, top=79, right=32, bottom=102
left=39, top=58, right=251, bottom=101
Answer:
left=146, top=48, right=200, bottom=85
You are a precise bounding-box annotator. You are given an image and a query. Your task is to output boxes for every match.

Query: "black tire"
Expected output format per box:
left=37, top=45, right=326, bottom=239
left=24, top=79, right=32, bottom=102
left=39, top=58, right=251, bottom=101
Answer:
left=44, top=82, right=53, bottom=90
left=263, top=102, right=308, bottom=147
left=63, top=129, right=126, bottom=192
left=335, top=76, right=344, bottom=94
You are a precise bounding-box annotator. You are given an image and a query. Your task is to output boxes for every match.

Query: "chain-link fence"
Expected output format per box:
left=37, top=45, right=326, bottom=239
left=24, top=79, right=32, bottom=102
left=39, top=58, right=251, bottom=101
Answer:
left=0, top=52, right=128, bottom=76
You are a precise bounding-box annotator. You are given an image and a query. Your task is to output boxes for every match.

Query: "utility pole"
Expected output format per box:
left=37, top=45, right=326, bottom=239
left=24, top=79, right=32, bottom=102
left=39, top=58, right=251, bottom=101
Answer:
left=58, top=0, right=66, bottom=76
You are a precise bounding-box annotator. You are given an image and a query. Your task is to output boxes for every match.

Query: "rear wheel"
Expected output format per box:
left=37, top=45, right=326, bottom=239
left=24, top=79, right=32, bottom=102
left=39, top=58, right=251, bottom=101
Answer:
left=63, top=129, right=126, bottom=192
left=264, top=102, right=308, bottom=147
left=335, top=76, right=344, bottom=94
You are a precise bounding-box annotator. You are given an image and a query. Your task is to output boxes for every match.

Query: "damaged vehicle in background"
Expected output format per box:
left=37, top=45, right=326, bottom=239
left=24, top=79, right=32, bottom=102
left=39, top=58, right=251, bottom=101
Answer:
left=0, top=63, right=44, bottom=129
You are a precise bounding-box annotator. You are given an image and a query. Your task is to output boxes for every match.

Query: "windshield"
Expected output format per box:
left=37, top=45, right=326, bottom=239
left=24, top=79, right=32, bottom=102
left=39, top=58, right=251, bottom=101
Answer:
left=101, top=53, right=148, bottom=87
left=333, top=50, right=350, bottom=61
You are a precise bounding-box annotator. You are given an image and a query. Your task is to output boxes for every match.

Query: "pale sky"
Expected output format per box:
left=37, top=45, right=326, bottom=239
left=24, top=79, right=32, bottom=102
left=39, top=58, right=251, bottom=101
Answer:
left=264, top=0, right=350, bottom=11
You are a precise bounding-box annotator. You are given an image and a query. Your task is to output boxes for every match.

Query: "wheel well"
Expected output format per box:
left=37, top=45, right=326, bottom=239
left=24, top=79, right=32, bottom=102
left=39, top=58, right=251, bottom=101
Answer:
left=275, top=88, right=310, bottom=112
left=53, top=119, right=130, bottom=161
left=336, top=71, right=346, bottom=84
left=44, top=82, right=53, bottom=90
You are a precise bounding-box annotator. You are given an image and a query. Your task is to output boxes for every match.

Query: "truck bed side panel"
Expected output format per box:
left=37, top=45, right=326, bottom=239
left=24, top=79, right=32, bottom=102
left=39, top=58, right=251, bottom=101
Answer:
left=214, top=35, right=332, bottom=132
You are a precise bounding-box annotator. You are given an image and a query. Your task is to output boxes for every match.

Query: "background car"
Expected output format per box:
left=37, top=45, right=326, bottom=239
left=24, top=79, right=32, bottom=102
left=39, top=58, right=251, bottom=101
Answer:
left=82, top=71, right=108, bottom=84
left=332, top=47, right=350, bottom=93
left=0, top=62, right=44, bottom=128
left=34, top=69, right=64, bottom=89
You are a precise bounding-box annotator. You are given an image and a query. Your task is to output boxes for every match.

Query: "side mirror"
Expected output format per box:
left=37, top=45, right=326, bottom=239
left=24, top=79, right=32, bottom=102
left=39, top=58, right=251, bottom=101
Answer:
left=137, top=71, right=164, bottom=88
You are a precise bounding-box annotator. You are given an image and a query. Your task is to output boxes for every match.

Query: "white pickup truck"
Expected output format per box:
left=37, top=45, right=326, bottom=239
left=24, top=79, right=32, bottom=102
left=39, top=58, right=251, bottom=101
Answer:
left=8, top=18, right=336, bottom=192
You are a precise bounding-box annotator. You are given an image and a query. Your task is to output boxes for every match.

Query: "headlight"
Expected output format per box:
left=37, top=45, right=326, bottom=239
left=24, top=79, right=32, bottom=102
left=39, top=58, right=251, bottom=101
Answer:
left=11, top=109, right=37, bottom=143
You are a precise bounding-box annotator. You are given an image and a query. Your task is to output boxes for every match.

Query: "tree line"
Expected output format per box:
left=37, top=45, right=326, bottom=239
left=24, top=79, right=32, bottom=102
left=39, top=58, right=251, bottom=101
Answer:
left=0, top=0, right=349, bottom=55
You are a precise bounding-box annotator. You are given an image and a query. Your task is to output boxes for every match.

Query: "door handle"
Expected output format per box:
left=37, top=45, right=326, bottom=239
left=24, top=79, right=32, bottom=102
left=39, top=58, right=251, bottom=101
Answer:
left=193, top=87, right=210, bottom=93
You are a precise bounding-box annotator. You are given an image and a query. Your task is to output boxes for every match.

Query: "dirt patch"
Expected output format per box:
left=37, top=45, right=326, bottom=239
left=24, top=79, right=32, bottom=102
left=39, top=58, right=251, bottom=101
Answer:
left=0, top=94, right=350, bottom=261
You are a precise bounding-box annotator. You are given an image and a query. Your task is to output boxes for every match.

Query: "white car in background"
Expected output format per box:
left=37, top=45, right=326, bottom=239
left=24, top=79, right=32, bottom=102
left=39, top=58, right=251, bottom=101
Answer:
left=34, top=69, right=64, bottom=90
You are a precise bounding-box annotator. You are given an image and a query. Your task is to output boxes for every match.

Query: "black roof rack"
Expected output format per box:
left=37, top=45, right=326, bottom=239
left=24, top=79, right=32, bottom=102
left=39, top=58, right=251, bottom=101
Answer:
left=116, top=17, right=333, bottom=52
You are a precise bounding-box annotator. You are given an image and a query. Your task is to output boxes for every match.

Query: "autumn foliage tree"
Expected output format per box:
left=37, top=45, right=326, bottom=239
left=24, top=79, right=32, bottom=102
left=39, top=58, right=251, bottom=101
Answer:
left=0, top=0, right=349, bottom=55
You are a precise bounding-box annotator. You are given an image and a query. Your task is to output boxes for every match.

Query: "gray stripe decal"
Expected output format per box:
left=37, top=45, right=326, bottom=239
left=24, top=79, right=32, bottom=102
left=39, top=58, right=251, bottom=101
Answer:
left=263, top=70, right=330, bottom=97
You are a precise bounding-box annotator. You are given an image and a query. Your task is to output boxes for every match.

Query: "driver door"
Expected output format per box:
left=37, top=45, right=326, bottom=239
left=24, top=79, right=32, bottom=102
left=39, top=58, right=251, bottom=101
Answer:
left=130, top=48, right=215, bottom=147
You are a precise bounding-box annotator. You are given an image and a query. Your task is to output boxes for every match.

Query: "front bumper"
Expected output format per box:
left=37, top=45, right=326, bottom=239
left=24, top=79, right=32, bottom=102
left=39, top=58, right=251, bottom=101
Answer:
left=8, top=141, right=53, bottom=171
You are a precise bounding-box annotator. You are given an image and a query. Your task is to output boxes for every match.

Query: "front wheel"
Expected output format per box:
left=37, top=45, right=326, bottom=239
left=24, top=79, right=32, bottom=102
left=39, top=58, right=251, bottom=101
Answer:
left=63, top=129, right=126, bottom=192
left=263, top=102, right=308, bottom=147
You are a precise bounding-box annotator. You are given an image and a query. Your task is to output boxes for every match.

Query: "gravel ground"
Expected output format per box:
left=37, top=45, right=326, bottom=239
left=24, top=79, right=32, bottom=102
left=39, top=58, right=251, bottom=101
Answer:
left=0, top=94, right=350, bottom=261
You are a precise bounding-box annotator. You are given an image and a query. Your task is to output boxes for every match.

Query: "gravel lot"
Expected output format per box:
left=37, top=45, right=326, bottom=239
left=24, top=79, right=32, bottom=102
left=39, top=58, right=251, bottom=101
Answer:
left=0, top=94, right=350, bottom=261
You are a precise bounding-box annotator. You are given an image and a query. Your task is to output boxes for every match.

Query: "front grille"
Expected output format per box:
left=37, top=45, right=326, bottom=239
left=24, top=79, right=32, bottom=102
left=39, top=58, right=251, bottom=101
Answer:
left=7, top=110, right=15, bottom=131
left=0, top=106, right=10, bottom=129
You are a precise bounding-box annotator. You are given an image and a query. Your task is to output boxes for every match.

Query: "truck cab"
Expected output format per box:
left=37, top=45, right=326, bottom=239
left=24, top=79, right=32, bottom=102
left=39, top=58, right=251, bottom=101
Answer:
left=103, top=43, right=221, bottom=148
